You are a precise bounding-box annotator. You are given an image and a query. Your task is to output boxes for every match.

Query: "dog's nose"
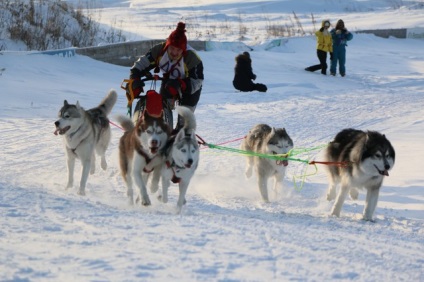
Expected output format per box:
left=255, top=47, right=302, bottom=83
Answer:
left=55, top=121, right=59, bottom=126
left=151, top=140, right=158, bottom=147
left=187, top=159, right=193, bottom=165
left=385, top=164, right=390, bottom=170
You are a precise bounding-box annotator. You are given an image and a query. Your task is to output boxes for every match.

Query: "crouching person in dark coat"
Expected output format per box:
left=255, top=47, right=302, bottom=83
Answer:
left=233, top=52, right=267, bottom=92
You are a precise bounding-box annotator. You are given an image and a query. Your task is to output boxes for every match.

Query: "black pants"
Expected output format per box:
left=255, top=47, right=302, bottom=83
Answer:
left=306, top=50, right=328, bottom=74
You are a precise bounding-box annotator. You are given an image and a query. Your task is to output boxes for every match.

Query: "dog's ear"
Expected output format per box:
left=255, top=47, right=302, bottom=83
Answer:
left=76, top=101, right=81, bottom=109
left=175, top=128, right=185, bottom=141
left=270, top=127, right=276, bottom=136
left=64, top=100, right=69, bottom=106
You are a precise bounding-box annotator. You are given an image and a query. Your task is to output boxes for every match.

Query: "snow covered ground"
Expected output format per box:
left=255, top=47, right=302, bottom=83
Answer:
left=0, top=0, right=423, bottom=281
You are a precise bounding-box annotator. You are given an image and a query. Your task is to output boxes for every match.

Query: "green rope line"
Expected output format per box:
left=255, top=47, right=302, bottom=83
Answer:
left=204, top=143, right=327, bottom=163
left=203, top=142, right=328, bottom=192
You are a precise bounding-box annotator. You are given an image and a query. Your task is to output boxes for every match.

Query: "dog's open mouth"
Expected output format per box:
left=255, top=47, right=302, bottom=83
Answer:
left=150, top=147, right=158, bottom=154
left=273, top=152, right=289, bottom=166
left=374, top=165, right=389, bottom=176
left=185, top=164, right=192, bottom=168
left=276, top=160, right=289, bottom=166
left=54, top=126, right=70, bottom=136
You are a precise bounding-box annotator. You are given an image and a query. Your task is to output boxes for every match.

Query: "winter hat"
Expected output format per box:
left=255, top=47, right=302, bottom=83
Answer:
left=243, top=51, right=250, bottom=58
left=165, top=22, right=187, bottom=52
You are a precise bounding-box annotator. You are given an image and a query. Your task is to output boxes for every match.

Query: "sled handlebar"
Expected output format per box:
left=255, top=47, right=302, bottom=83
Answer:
left=120, top=74, right=164, bottom=92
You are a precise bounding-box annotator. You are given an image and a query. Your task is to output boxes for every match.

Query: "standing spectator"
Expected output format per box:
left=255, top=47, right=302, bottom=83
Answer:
left=233, top=52, right=267, bottom=92
left=330, top=19, right=353, bottom=77
left=305, top=20, right=332, bottom=75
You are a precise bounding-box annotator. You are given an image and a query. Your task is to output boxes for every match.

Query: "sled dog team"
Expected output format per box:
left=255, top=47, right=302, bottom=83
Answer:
left=54, top=90, right=395, bottom=220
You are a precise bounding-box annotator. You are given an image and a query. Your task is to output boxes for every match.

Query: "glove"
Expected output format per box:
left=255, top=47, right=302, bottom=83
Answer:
left=252, top=74, right=257, bottom=80
left=127, top=78, right=144, bottom=98
left=165, top=79, right=186, bottom=98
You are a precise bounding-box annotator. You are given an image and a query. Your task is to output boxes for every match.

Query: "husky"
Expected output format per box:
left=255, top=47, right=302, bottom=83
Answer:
left=325, top=128, right=395, bottom=221
left=117, top=109, right=170, bottom=206
left=241, top=124, right=294, bottom=202
left=157, top=106, right=199, bottom=211
left=54, top=90, right=117, bottom=195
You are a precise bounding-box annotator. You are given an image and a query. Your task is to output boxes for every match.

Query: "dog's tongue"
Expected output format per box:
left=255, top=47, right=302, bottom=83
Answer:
left=383, top=170, right=389, bottom=176
left=54, top=129, right=59, bottom=135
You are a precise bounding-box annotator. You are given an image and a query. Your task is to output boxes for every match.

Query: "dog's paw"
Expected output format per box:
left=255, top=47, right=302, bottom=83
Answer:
left=77, top=189, right=86, bottom=196
left=330, top=210, right=340, bottom=217
left=326, top=191, right=336, bottom=201
left=101, top=158, right=107, bottom=170
left=349, top=188, right=359, bottom=200
left=362, top=214, right=376, bottom=222
left=65, top=183, right=73, bottom=190
left=141, top=196, right=151, bottom=206
left=158, top=194, right=168, bottom=203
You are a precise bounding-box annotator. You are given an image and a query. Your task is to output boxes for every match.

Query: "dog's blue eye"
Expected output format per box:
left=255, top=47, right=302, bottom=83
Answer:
left=181, top=149, right=186, bottom=153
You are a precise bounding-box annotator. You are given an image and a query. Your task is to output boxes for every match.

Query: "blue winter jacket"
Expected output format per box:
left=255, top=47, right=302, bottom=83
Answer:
left=331, top=28, right=353, bottom=49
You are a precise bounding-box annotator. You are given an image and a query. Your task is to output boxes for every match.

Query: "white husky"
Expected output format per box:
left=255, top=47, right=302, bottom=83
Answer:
left=241, top=124, right=294, bottom=202
left=157, top=106, right=199, bottom=211
left=325, top=128, right=395, bottom=221
left=54, top=90, right=117, bottom=195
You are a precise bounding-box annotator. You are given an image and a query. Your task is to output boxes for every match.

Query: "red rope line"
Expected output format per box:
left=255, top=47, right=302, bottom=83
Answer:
left=109, top=120, right=124, bottom=131
left=309, top=160, right=353, bottom=167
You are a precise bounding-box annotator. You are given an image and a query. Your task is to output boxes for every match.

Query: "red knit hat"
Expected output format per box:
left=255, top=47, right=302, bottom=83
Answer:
left=165, top=22, right=187, bottom=52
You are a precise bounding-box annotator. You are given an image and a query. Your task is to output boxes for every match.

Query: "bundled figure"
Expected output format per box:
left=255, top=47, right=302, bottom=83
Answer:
left=233, top=52, right=267, bottom=92
left=305, top=20, right=333, bottom=75
left=330, top=19, right=353, bottom=77
left=128, top=22, right=204, bottom=132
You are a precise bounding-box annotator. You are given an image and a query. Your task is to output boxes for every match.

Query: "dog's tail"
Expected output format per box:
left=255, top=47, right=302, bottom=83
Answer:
left=177, top=106, right=196, bottom=134
left=99, top=89, right=118, bottom=116
left=116, top=115, right=134, bottom=132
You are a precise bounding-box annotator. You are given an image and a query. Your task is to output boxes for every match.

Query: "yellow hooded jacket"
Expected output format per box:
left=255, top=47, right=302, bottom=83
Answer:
left=315, top=20, right=333, bottom=52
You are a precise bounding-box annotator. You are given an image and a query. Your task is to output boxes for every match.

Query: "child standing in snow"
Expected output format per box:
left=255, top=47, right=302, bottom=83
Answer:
left=305, top=20, right=333, bottom=75
left=330, top=19, right=353, bottom=77
left=233, top=52, right=267, bottom=92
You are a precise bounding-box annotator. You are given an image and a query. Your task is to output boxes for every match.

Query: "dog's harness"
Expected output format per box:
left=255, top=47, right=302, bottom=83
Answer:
left=66, top=125, right=87, bottom=155
left=165, top=160, right=183, bottom=183
left=135, top=145, right=156, bottom=173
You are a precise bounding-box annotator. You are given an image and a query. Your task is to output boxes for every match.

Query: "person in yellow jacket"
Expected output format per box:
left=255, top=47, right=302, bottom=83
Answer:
left=305, top=20, right=333, bottom=75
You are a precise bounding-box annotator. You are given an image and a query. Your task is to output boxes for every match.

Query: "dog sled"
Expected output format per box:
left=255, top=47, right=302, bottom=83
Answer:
left=121, top=74, right=176, bottom=129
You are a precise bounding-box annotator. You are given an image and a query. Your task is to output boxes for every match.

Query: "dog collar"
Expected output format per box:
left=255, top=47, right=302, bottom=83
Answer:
left=166, top=160, right=182, bottom=183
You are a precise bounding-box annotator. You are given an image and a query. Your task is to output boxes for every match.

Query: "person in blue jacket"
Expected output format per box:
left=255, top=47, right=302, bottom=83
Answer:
left=330, top=19, right=353, bottom=77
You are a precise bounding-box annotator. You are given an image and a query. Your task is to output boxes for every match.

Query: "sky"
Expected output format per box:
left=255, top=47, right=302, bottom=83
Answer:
left=0, top=0, right=423, bottom=281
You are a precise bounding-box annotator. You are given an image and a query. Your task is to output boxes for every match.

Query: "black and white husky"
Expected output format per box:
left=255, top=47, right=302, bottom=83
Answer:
left=241, top=124, right=294, bottom=202
left=54, top=90, right=117, bottom=195
left=158, top=106, right=199, bottom=211
left=325, top=128, right=395, bottom=221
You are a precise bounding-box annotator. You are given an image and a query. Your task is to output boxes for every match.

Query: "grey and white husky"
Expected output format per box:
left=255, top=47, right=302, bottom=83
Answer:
left=241, top=124, right=294, bottom=202
left=158, top=106, right=199, bottom=211
left=117, top=110, right=170, bottom=206
left=54, top=90, right=117, bottom=195
left=325, top=128, right=395, bottom=221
